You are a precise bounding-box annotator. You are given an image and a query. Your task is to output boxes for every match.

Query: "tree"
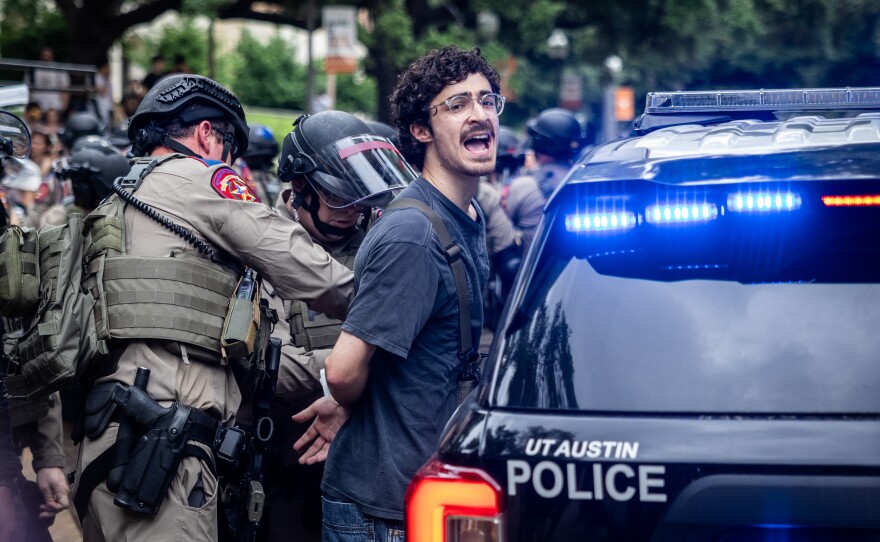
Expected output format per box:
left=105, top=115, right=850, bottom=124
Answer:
left=229, top=30, right=308, bottom=110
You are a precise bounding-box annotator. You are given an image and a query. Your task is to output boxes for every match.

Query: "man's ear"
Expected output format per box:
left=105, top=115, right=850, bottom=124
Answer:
left=195, top=120, right=214, bottom=152
left=410, top=123, right=433, bottom=144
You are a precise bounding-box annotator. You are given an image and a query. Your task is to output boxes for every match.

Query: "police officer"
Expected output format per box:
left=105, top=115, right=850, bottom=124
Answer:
left=502, top=108, right=585, bottom=252
left=491, top=125, right=523, bottom=185
left=36, top=137, right=129, bottom=227
left=72, top=74, right=354, bottom=542
left=240, top=110, right=412, bottom=542
left=58, top=112, right=103, bottom=152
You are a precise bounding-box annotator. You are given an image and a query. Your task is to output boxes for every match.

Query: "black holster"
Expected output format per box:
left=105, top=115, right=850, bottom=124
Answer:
left=114, top=401, right=192, bottom=515
left=74, top=376, right=246, bottom=521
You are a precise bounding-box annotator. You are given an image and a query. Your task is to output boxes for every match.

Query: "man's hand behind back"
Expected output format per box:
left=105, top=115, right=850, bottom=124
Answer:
left=36, top=466, right=69, bottom=520
left=292, top=397, right=350, bottom=465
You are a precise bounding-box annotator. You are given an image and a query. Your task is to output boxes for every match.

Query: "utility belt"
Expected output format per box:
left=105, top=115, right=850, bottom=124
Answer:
left=72, top=368, right=247, bottom=522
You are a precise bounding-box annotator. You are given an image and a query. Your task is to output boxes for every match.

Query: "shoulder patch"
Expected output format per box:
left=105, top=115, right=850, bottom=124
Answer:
left=211, top=167, right=261, bottom=203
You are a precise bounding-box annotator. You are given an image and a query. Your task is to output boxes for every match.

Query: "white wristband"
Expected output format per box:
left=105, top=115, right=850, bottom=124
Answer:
left=319, top=368, right=332, bottom=398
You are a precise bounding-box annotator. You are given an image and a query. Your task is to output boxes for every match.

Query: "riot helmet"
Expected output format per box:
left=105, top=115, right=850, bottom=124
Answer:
left=109, top=120, right=133, bottom=149
left=243, top=125, right=279, bottom=170
left=61, top=145, right=130, bottom=209
left=59, top=112, right=103, bottom=149
left=128, top=74, right=249, bottom=162
left=495, top=125, right=523, bottom=175
left=278, top=111, right=415, bottom=210
left=72, top=134, right=117, bottom=154
left=526, top=108, right=584, bottom=161
left=278, top=111, right=416, bottom=238
left=364, top=120, right=399, bottom=147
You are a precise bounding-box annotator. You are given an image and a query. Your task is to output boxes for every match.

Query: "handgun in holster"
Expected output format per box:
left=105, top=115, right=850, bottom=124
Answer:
left=113, top=397, right=191, bottom=515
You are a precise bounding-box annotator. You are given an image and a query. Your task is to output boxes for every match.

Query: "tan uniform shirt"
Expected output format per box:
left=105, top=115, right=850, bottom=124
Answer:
left=476, top=181, right=516, bottom=256
left=76, top=155, right=354, bottom=541
left=503, top=162, right=571, bottom=252
left=98, top=155, right=354, bottom=422
left=269, top=189, right=362, bottom=407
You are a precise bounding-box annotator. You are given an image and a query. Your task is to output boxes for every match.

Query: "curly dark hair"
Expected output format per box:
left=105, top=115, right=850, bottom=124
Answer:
left=391, top=46, right=501, bottom=169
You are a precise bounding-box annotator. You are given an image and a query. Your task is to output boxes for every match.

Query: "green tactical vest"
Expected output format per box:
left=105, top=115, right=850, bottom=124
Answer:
left=288, top=235, right=360, bottom=351
left=81, top=155, right=239, bottom=361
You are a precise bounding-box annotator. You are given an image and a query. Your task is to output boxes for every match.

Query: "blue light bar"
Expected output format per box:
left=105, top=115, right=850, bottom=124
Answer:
left=727, top=192, right=801, bottom=212
left=645, top=87, right=880, bottom=113
left=565, top=211, right=636, bottom=232
left=645, top=203, right=718, bottom=224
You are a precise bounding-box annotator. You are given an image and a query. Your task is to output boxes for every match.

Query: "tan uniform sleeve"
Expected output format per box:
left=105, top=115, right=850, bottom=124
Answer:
left=133, top=160, right=354, bottom=320
left=29, top=393, right=66, bottom=470
left=264, top=288, right=324, bottom=405
left=476, top=182, right=517, bottom=255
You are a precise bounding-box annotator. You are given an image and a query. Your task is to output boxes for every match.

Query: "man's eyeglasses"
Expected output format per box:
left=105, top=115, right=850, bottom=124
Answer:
left=427, top=93, right=506, bottom=118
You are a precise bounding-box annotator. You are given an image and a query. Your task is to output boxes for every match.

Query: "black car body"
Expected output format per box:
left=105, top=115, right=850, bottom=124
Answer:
left=406, top=88, right=880, bottom=542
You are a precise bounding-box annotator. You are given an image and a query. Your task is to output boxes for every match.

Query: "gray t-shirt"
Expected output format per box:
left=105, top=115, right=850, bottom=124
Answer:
left=322, top=177, right=489, bottom=520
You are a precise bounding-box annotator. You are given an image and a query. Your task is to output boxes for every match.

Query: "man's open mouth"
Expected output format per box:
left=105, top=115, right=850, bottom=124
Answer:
left=463, top=133, right=492, bottom=153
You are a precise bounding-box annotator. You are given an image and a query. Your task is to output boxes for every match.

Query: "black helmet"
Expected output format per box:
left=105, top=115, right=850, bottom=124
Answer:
left=243, top=125, right=279, bottom=168
left=364, top=120, right=399, bottom=147
left=278, top=110, right=416, bottom=209
left=128, top=74, right=249, bottom=161
left=61, top=146, right=131, bottom=208
left=526, top=108, right=584, bottom=160
left=71, top=135, right=117, bottom=154
left=60, top=112, right=103, bottom=149
left=495, top=125, right=523, bottom=174
left=109, top=120, right=132, bottom=149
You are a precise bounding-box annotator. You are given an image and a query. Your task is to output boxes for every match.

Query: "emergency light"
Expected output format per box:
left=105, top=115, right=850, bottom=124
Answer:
left=645, top=203, right=718, bottom=224
left=822, top=195, right=880, bottom=207
left=565, top=211, right=635, bottom=232
left=727, top=192, right=801, bottom=212
left=645, top=87, right=880, bottom=113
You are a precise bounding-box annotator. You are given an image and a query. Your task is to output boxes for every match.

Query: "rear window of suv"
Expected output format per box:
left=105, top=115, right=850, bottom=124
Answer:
left=493, top=180, right=880, bottom=415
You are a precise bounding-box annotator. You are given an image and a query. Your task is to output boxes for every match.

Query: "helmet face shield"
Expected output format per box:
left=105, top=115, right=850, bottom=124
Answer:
left=307, top=135, right=416, bottom=209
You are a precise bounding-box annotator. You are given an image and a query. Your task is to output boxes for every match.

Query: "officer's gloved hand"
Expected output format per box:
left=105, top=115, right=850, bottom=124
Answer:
left=36, top=467, right=69, bottom=520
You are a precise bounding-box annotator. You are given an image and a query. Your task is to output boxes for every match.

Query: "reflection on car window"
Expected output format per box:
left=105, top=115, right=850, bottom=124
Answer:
left=494, top=208, right=880, bottom=415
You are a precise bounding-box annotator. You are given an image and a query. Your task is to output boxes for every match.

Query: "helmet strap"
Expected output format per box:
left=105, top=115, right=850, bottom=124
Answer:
left=164, top=137, right=202, bottom=158
left=296, top=184, right=358, bottom=238
left=221, top=140, right=231, bottom=163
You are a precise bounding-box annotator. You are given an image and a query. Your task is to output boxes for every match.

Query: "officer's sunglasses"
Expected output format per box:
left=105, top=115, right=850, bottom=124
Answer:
left=427, top=93, right=506, bottom=119
left=210, top=123, right=239, bottom=160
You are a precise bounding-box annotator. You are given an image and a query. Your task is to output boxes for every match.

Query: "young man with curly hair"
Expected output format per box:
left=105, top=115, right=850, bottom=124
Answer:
left=294, top=45, right=503, bottom=539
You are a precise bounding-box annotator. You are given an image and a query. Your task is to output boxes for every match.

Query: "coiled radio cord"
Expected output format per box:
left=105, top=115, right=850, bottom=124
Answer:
left=112, top=178, right=216, bottom=260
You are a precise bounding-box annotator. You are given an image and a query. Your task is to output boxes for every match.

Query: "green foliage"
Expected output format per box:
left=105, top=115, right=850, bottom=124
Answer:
left=228, top=30, right=307, bottom=110
left=334, top=72, right=378, bottom=116
left=0, top=0, right=68, bottom=61
left=131, top=17, right=210, bottom=75
left=360, top=0, right=416, bottom=71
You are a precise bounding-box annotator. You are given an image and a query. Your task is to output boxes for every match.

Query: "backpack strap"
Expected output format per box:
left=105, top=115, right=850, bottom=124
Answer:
left=383, top=198, right=475, bottom=362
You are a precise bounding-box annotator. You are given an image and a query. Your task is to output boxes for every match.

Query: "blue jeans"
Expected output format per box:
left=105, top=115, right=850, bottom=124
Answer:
left=322, top=496, right=406, bottom=542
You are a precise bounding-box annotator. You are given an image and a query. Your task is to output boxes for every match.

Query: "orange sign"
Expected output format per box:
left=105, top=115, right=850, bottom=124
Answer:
left=614, top=86, right=635, bottom=121
left=325, top=56, right=358, bottom=74
left=499, top=56, right=517, bottom=102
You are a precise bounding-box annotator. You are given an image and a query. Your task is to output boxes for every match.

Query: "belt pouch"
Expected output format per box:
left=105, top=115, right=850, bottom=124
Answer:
left=221, top=276, right=260, bottom=361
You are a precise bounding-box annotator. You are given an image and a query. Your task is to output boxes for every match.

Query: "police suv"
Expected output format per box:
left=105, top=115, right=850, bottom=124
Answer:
left=406, top=88, right=880, bottom=542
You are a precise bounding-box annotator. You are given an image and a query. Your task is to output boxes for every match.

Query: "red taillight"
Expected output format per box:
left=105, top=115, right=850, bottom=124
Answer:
left=405, top=458, right=503, bottom=542
left=822, top=194, right=880, bottom=207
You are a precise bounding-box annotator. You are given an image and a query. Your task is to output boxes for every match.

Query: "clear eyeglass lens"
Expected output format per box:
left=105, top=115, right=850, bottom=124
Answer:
left=443, top=94, right=505, bottom=117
